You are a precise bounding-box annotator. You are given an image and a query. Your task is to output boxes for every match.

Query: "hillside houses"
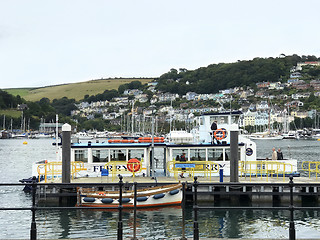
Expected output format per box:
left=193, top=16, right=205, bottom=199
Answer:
left=70, top=67, right=320, bottom=132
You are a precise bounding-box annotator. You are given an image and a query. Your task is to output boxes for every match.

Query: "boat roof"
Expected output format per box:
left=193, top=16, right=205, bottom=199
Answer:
left=71, top=142, right=165, bottom=148
left=71, top=142, right=245, bottom=148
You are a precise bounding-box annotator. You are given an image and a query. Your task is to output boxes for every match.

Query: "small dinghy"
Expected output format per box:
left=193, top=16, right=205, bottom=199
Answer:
left=77, top=183, right=183, bottom=208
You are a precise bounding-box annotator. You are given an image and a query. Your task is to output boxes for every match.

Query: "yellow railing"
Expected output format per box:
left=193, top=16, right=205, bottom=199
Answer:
left=104, top=161, right=142, bottom=181
left=301, top=161, right=320, bottom=179
left=167, top=160, right=220, bottom=181
left=37, top=161, right=87, bottom=183
left=239, top=160, right=294, bottom=182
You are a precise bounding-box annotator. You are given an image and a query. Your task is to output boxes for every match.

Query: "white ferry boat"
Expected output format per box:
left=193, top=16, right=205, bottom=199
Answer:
left=27, top=111, right=299, bottom=183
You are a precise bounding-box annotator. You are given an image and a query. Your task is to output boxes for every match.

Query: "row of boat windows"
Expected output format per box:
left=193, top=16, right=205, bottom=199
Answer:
left=75, top=149, right=145, bottom=163
left=171, top=149, right=231, bottom=162
left=74, top=148, right=236, bottom=163
left=200, top=115, right=239, bottom=125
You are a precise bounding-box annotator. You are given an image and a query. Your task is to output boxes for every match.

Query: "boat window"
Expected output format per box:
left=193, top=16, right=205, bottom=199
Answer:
left=92, top=149, right=108, bottom=162
left=219, top=117, right=227, bottom=124
left=111, top=149, right=127, bottom=161
left=172, top=149, right=187, bottom=161
left=200, top=117, right=204, bottom=126
left=128, top=149, right=145, bottom=161
left=231, top=115, right=239, bottom=124
left=190, top=149, right=206, bottom=161
left=224, top=149, right=230, bottom=161
left=75, top=149, right=88, bottom=162
left=207, top=148, right=223, bottom=161
left=210, top=116, right=218, bottom=123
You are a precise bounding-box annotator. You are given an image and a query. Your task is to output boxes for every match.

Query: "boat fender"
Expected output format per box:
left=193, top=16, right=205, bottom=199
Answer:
left=136, top=196, right=148, bottom=202
left=153, top=193, right=165, bottom=199
left=83, top=197, right=96, bottom=203
left=169, top=189, right=179, bottom=195
left=118, top=198, right=131, bottom=203
left=101, top=198, right=114, bottom=204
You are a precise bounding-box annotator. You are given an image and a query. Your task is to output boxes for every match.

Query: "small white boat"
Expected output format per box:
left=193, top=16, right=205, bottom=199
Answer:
left=282, top=131, right=299, bottom=140
left=77, top=183, right=183, bottom=208
left=249, top=132, right=283, bottom=140
left=72, top=132, right=94, bottom=140
left=311, top=129, right=320, bottom=139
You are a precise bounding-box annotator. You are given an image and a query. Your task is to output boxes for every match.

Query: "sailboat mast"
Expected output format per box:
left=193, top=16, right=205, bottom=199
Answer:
left=268, top=100, right=271, bottom=133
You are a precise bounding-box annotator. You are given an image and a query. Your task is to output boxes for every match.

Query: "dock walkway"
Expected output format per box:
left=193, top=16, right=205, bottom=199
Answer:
left=57, top=176, right=320, bottom=184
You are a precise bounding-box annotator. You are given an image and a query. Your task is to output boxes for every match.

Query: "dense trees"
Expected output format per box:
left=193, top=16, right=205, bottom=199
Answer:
left=0, top=90, right=23, bottom=109
left=157, top=55, right=307, bottom=95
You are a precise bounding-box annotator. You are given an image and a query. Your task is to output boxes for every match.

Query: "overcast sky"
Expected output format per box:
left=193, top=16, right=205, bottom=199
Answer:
left=1, top=0, right=320, bottom=89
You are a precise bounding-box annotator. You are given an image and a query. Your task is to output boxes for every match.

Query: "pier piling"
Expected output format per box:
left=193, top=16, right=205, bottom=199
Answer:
left=230, top=124, right=239, bottom=183
left=62, top=124, right=71, bottom=184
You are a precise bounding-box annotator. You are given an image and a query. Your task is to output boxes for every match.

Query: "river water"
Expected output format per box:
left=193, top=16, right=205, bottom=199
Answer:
left=0, top=138, right=320, bottom=239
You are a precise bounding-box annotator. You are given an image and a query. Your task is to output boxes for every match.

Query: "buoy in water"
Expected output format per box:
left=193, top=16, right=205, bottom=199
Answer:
left=23, top=141, right=28, bottom=145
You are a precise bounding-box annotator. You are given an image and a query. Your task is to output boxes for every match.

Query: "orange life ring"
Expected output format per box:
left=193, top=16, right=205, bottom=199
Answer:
left=214, top=128, right=226, bottom=140
left=127, top=158, right=141, bottom=172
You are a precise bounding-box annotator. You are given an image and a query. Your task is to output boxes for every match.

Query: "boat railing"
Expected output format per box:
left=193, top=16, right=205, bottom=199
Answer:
left=104, top=161, right=142, bottom=181
left=167, top=160, right=220, bottom=181
left=301, top=161, right=320, bottom=179
left=239, top=160, right=294, bottom=182
left=37, top=161, right=87, bottom=183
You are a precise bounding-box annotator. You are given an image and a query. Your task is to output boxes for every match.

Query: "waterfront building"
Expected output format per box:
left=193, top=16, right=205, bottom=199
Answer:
left=243, top=110, right=256, bottom=126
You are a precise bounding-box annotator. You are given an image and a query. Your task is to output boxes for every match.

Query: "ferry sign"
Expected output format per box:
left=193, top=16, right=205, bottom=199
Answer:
left=175, top=163, right=196, bottom=168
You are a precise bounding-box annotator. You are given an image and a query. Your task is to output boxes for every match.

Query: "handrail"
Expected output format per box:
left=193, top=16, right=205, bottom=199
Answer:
left=239, top=160, right=294, bottom=182
left=167, top=160, right=220, bottom=181
left=37, top=161, right=87, bottom=183
left=2, top=179, right=320, bottom=239
left=301, top=161, right=320, bottom=179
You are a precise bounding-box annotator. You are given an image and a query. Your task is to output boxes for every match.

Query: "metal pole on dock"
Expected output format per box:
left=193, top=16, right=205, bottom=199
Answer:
left=132, top=182, right=138, bottom=240
left=193, top=177, right=199, bottom=240
left=230, top=124, right=239, bottom=182
left=151, top=115, right=155, bottom=177
left=30, top=176, right=37, bottom=240
left=118, top=175, right=123, bottom=240
left=62, top=123, right=71, bottom=183
left=180, top=182, right=187, bottom=240
left=289, top=176, right=296, bottom=240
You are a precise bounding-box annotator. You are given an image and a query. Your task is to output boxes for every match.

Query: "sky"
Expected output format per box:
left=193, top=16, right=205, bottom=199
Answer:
left=1, top=0, right=320, bottom=89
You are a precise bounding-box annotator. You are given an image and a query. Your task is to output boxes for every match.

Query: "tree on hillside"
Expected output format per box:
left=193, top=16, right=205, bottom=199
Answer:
left=51, top=97, right=77, bottom=116
left=0, top=90, right=23, bottom=109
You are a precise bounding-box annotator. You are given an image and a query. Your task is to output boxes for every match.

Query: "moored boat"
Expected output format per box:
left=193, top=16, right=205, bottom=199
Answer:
left=77, top=183, right=183, bottom=208
left=248, top=131, right=283, bottom=140
left=25, top=111, right=299, bottom=185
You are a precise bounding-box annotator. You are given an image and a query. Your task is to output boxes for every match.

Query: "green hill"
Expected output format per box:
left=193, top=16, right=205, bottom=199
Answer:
left=5, top=78, right=153, bottom=101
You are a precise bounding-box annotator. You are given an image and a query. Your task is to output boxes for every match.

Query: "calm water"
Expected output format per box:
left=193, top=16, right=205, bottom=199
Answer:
left=0, top=138, right=320, bottom=239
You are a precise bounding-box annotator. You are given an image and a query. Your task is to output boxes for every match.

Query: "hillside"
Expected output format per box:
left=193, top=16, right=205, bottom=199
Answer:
left=5, top=78, right=153, bottom=101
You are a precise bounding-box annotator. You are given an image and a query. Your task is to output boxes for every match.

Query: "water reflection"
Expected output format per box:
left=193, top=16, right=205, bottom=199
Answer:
left=31, top=204, right=320, bottom=239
